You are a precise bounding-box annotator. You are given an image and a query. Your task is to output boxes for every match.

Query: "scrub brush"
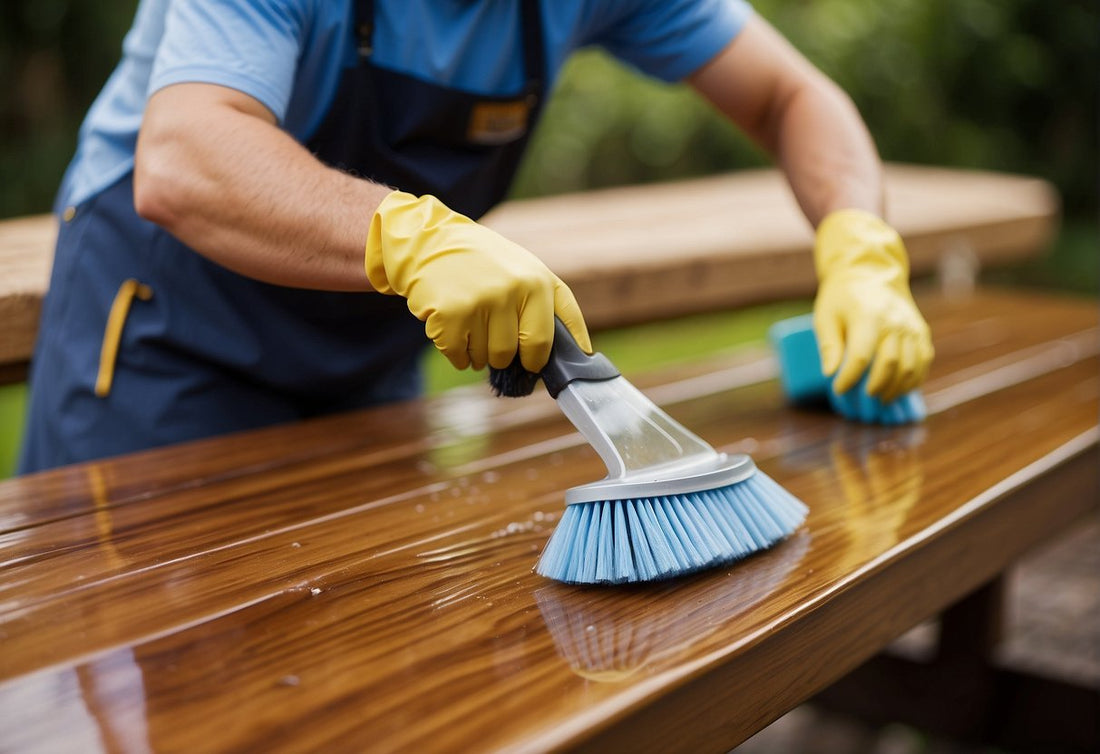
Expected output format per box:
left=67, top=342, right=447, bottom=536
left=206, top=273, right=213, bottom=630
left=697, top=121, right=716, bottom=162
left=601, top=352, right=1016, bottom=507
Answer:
left=490, top=319, right=808, bottom=585
left=768, top=314, right=926, bottom=425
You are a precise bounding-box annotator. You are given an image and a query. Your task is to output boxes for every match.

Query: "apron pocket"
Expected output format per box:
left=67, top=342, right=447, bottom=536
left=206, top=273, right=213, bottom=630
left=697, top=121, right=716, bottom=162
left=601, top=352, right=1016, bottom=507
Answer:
left=95, top=278, right=153, bottom=398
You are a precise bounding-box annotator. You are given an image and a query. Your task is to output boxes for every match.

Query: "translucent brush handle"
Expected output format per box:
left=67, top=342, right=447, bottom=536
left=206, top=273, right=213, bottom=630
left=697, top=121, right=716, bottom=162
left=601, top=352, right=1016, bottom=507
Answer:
left=491, top=320, right=744, bottom=505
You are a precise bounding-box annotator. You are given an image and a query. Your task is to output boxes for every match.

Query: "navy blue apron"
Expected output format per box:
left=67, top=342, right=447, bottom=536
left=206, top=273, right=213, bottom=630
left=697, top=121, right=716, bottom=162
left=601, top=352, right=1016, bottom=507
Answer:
left=18, top=0, right=548, bottom=473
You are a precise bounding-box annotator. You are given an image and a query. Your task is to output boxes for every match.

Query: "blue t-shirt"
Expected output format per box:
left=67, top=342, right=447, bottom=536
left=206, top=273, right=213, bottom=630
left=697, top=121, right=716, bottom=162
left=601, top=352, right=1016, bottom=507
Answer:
left=58, top=0, right=753, bottom=211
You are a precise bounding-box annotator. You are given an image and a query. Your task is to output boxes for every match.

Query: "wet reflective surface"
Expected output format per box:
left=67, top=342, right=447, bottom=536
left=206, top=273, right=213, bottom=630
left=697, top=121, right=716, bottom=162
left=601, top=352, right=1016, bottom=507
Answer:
left=0, top=290, right=1097, bottom=753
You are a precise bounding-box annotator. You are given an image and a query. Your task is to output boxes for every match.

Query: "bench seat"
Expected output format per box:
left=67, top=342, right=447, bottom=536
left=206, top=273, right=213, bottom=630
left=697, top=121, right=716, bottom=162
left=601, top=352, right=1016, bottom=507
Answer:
left=0, top=164, right=1059, bottom=382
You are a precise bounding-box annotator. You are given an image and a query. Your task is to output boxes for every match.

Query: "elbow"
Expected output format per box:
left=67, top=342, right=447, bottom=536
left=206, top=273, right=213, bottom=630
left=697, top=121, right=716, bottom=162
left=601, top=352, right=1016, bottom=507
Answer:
left=803, top=70, right=862, bottom=123
left=133, top=153, right=180, bottom=230
left=133, top=124, right=190, bottom=231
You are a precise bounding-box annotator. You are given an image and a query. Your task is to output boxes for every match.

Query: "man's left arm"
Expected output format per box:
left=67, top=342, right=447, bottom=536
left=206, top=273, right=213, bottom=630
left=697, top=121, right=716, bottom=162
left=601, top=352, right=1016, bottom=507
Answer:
left=688, top=15, right=933, bottom=402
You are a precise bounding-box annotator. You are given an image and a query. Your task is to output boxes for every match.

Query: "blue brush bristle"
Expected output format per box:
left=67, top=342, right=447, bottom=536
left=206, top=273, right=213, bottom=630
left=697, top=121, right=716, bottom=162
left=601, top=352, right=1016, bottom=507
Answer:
left=535, top=470, right=809, bottom=585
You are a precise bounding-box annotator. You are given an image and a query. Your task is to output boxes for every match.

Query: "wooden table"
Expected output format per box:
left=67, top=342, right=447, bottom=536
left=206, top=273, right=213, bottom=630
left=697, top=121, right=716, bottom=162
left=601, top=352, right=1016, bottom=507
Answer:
left=0, top=288, right=1096, bottom=753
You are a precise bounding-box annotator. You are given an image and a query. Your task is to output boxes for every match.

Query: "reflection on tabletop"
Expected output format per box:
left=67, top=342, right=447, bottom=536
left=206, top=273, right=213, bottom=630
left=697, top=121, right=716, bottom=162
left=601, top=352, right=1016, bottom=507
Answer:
left=536, top=531, right=810, bottom=681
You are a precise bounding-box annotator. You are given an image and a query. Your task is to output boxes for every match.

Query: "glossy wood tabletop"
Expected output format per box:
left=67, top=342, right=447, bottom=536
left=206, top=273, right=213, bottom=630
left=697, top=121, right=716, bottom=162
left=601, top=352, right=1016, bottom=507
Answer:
left=1, top=288, right=1097, bottom=753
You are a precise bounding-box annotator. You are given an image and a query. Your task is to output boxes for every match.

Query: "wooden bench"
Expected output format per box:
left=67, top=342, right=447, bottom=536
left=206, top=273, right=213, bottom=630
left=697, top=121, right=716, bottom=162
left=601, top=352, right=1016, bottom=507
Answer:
left=0, top=286, right=1095, bottom=752
left=0, top=163, right=1059, bottom=382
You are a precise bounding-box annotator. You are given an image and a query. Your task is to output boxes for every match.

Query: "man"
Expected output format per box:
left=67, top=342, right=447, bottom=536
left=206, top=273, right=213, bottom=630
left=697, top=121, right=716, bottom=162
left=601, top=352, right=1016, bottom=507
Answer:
left=19, top=0, right=932, bottom=473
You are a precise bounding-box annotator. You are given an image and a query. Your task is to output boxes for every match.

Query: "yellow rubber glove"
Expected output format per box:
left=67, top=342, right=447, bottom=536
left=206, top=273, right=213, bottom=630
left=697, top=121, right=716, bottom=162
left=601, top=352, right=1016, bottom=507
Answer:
left=813, top=209, right=934, bottom=403
left=365, top=191, right=591, bottom=372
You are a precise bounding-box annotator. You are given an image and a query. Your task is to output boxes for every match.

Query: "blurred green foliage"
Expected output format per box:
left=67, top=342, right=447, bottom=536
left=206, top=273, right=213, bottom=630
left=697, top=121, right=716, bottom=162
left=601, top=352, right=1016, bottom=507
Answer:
left=0, top=385, right=26, bottom=477
left=514, top=0, right=1098, bottom=222
left=0, top=0, right=137, bottom=216
left=1, top=0, right=1096, bottom=240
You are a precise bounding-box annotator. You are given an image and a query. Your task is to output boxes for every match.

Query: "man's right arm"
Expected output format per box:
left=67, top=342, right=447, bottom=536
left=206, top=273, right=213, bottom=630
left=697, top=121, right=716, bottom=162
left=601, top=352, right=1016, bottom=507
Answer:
left=134, top=82, right=590, bottom=372
left=135, top=82, right=388, bottom=292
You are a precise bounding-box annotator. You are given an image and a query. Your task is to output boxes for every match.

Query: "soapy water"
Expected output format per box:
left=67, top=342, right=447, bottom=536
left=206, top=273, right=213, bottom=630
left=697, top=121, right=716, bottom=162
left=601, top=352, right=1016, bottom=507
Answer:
left=490, top=511, right=556, bottom=539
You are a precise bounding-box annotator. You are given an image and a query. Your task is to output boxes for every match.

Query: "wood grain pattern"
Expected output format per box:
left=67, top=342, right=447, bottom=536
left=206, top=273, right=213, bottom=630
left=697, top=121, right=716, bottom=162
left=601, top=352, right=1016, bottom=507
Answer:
left=0, top=289, right=1096, bottom=753
left=0, top=165, right=1058, bottom=375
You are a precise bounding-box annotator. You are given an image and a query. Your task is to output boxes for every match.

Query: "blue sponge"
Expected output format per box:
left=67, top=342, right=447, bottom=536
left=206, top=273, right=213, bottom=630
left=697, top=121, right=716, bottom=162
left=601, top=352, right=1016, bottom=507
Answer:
left=768, top=314, right=926, bottom=425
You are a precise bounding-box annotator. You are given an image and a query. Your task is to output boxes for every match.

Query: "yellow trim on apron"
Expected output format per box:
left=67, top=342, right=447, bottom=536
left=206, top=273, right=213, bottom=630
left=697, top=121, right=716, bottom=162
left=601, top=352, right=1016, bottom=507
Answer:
left=95, top=278, right=153, bottom=398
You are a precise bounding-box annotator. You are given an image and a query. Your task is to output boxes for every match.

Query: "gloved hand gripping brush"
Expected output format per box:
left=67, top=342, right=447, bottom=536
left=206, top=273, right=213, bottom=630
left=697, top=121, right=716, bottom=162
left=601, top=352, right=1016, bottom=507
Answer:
left=364, top=190, right=591, bottom=375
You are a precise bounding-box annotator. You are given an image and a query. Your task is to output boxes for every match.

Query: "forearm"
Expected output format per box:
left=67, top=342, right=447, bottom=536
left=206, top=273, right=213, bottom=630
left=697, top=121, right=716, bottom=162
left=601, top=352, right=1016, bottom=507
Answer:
left=768, top=75, right=884, bottom=227
left=134, top=84, right=390, bottom=290
left=690, top=16, right=884, bottom=228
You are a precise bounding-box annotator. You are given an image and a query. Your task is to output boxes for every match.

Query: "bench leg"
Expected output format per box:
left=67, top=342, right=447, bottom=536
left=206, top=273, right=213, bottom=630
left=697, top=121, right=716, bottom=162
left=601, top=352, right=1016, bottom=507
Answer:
left=811, top=576, right=1099, bottom=753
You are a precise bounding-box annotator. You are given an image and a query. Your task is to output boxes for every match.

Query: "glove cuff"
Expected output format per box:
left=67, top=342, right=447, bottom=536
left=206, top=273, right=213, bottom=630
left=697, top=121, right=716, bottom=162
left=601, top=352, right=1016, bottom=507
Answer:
left=365, top=190, right=411, bottom=294
left=813, top=208, right=909, bottom=281
left=365, top=191, right=480, bottom=296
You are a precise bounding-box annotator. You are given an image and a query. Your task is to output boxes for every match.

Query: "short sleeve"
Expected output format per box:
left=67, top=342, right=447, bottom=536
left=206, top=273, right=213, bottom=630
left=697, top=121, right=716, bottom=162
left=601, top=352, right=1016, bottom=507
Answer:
left=148, top=0, right=312, bottom=123
left=595, top=0, right=753, bottom=82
